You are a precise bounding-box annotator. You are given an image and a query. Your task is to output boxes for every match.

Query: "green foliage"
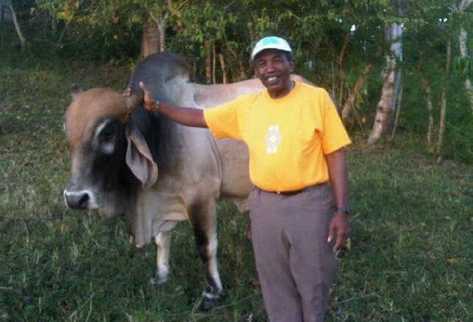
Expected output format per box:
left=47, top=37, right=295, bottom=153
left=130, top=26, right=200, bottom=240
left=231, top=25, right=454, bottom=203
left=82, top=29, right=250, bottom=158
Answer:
left=31, top=0, right=156, bottom=60
left=3, top=1, right=473, bottom=160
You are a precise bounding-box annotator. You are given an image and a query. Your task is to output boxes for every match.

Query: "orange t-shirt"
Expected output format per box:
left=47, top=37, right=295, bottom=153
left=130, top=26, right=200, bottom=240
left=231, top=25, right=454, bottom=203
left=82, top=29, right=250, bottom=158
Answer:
left=203, top=81, right=351, bottom=192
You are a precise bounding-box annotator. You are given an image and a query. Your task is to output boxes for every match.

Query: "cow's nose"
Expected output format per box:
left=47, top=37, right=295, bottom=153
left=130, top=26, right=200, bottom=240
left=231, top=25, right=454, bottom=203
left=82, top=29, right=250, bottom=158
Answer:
left=64, top=190, right=91, bottom=209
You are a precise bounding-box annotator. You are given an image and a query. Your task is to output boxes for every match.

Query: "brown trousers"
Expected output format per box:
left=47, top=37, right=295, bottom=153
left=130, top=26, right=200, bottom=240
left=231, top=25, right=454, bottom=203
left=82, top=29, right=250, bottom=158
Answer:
left=248, top=184, right=337, bottom=322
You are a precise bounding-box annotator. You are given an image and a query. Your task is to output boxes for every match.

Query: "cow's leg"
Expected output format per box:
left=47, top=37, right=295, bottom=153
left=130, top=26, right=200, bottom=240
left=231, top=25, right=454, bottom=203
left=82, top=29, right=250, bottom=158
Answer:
left=190, top=200, right=222, bottom=310
left=150, top=231, right=172, bottom=286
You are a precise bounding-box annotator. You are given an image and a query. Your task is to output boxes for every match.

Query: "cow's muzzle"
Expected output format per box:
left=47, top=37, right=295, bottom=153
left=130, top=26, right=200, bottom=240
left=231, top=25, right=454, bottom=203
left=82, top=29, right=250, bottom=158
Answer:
left=63, top=189, right=97, bottom=209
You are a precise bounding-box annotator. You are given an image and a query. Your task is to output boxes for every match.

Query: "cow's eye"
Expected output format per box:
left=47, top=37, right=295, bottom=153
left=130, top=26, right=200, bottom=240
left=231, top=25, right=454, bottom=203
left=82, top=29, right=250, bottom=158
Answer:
left=94, top=120, right=118, bottom=155
left=95, top=119, right=117, bottom=143
left=99, top=125, right=115, bottom=142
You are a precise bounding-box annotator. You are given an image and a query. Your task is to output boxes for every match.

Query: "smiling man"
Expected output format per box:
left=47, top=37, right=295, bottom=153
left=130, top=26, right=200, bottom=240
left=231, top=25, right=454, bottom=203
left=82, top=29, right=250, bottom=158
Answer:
left=140, top=36, right=351, bottom=322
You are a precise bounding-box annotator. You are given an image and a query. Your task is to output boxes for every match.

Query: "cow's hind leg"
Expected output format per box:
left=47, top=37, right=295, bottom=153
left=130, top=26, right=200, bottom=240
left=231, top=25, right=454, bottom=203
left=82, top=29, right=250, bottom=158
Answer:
left=190, top=200, right=222, bottom=311
left=150, top=231, right=171, bottom=286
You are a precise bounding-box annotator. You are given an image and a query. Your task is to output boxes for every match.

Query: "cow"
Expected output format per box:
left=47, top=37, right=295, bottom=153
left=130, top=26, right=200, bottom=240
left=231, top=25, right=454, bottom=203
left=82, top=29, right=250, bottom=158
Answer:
left=63, top=52, right=307, bottom=309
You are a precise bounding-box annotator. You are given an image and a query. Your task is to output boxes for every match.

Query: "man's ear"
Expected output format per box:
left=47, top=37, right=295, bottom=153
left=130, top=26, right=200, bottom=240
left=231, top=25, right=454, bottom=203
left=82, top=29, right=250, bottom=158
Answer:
left=289, top=60, right=295, bottom=73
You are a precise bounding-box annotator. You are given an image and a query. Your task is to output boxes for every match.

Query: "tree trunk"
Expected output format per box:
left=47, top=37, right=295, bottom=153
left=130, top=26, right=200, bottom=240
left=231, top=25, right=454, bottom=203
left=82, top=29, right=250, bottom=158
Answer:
left=204, top=41, right=212, bottom=83
left=158, top=19, right=166, bottom=53
left=341, top=64, right=373, bottom=121
left=5, top=2, right=26, bottom=50
left=140, top=14, right=166, bottom=58
left=421, top=78, right=434, bottom=149
left=367, top=22, right=403, bottom=144
left=239, top=60, right=247, bottom=80
left=459, top=28, right=473, bottom=113
left=225, top=45, right=243, bottom=82
left=456, top=0, right=473, bottom=113
left=212, top=43, right=216, bottom=84
left=1, top=4, right=5, bottom=23
left=337, top=33, right=350, bottom=107
left=367, top=58, right=396, bottom=145
left=330, top=62, right=336, bottom=99
left=390, top=82, right=403, bottom=140
left=436, top=39, right=452, bottom=161
left=141, top=20, right=159, bottom=58
left=219, top=53, right=227, bottom=84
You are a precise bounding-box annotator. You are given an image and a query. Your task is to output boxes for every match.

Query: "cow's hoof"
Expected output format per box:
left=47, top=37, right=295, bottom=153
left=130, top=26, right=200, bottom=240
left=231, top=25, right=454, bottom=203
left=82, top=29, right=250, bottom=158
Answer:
left=149, top=271, right=169, bottom=287
left=199, top=296, right=219, bottom=311
left=199, top=287, right=223, bottom=311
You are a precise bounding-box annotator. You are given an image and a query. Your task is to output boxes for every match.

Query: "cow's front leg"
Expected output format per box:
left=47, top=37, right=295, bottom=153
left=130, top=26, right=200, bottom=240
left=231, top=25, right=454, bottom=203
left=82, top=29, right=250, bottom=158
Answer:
left=150, top=231, right=171, bottom=286
left=190, top=200, right=223, bottom=310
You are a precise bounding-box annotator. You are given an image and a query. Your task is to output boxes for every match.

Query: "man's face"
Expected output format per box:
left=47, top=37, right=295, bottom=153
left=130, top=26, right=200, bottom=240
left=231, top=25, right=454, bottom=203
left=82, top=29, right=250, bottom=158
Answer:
left=253, top=49, right=294, bottom=97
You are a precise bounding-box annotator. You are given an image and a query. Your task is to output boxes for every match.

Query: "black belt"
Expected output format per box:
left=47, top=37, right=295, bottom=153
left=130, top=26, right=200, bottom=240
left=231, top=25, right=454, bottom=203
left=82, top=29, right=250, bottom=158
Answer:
left=261, top=183, right=327, bottom=196
left=275, top=188, right=306, bottom=196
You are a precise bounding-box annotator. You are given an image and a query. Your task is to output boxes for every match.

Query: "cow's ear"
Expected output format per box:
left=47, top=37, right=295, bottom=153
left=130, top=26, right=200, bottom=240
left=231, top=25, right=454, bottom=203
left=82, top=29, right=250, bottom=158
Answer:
left=125, top=125, right=158, bottom=188
left=71, top=84, right=83, bottom=99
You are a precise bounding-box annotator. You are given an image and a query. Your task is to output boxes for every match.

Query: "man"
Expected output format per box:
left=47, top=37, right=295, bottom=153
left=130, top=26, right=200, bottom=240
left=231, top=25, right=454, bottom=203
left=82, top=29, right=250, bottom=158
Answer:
left=140, top=36, right=351, bottom=322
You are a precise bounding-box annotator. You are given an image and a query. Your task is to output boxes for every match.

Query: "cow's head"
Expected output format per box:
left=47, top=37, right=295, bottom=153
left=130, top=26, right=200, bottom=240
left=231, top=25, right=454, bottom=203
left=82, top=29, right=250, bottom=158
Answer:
left=63, top=87, right=158, bottom=217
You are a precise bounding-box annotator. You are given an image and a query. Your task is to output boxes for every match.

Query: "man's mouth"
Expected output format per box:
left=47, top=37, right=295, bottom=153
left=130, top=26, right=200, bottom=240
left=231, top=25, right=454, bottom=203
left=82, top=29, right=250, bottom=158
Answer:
left=266, top=76, right=280, bottom=85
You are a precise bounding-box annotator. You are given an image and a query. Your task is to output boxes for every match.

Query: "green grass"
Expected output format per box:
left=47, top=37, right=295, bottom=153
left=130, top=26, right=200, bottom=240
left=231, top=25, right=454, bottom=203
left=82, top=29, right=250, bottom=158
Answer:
left=1, top=50, right=472, bottom=322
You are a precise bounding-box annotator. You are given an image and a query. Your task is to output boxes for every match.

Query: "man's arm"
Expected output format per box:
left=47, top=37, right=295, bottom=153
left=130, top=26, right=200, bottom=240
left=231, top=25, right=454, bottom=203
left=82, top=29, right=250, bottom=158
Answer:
left=326, top=148, right=351, bottom=251
left=140, top=82, right=208, bottom=128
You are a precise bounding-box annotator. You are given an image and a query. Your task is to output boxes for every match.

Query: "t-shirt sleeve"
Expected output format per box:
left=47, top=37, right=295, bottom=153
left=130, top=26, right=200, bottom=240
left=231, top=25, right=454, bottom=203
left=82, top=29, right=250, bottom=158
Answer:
left=203, top=95, right=251, bottom=140
left=319, top=89, right=352, bottom=154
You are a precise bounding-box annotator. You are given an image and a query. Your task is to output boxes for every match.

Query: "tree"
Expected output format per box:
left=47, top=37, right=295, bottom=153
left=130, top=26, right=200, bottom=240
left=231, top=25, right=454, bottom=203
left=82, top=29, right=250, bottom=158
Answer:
left=368, top=0, right=405, bottom=144
left=0, top=0, right=26, bottom=49
left=455, top=0, right=473, bottom=113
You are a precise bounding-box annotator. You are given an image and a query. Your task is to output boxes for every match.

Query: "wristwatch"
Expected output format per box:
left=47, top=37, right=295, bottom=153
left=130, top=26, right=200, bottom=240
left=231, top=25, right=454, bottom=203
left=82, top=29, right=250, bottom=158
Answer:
left=335, top=207, right=351, bottom=216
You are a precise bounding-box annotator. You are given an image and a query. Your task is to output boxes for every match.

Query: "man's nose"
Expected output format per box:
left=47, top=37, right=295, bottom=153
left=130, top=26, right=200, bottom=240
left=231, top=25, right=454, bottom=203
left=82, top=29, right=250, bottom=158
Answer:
left=265, top=62, right=276, bottom=73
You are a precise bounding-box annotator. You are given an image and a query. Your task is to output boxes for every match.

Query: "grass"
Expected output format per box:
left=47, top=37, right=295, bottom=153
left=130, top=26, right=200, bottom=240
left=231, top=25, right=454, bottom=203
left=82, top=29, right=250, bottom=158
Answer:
left=1, top=48, right=472, bottom=322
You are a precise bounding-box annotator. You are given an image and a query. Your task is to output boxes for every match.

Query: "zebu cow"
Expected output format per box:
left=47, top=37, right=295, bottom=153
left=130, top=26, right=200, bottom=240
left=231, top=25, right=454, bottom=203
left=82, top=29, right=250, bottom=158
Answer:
left=63, top=53, right=306, bottom=309
left=63, top=53, right=257, bottom=307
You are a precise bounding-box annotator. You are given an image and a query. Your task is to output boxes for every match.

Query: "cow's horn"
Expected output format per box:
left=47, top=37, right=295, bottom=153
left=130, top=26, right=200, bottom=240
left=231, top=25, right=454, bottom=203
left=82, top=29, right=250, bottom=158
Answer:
left=71, top=83, right=83, bottom=99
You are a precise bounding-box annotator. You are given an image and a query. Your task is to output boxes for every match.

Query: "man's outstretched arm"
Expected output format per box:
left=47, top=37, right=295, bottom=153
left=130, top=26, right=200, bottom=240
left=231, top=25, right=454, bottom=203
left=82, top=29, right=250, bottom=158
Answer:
left=139, top=82, right=208, bottom=128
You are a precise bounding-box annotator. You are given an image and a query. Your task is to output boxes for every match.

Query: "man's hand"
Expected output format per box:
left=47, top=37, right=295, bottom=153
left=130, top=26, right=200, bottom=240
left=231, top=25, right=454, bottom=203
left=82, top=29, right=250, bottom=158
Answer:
left=327, top=212, right=351, bottom=253
left=122, top=87, right=132, bottom=97
left=124, top=82, right=207, bottom=128
left=122, top=83, right=158, bottom=112
left=139, top=82, right=160, bottom=112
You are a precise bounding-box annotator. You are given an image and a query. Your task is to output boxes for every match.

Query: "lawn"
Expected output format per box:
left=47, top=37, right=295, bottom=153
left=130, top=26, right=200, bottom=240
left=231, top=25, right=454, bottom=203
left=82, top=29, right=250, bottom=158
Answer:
left=1, top=51, right=472, bottom=322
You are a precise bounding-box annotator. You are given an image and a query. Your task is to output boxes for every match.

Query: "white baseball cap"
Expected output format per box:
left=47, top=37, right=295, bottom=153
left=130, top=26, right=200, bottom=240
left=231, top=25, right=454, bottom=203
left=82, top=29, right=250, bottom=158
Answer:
left=250, top=36, right=292, bottom=61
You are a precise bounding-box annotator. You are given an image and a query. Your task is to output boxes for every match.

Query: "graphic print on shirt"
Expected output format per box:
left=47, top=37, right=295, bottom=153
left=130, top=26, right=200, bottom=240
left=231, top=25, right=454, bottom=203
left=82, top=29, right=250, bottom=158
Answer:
left=265, top=124, right=281, bottom=154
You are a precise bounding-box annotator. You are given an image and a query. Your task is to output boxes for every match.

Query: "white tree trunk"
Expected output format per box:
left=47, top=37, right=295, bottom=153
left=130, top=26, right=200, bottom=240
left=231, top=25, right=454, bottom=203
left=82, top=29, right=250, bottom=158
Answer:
left=459, top=28, right=473, bottom=113
left=367, top=57, right=396, bottom=144
left=458, top=0, right=473, bottom=11
left=367, top=23, right=403, bottom=144
left=4, top=1, right=26, bottom=49
left=390, top=79, right=403, bottom=139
